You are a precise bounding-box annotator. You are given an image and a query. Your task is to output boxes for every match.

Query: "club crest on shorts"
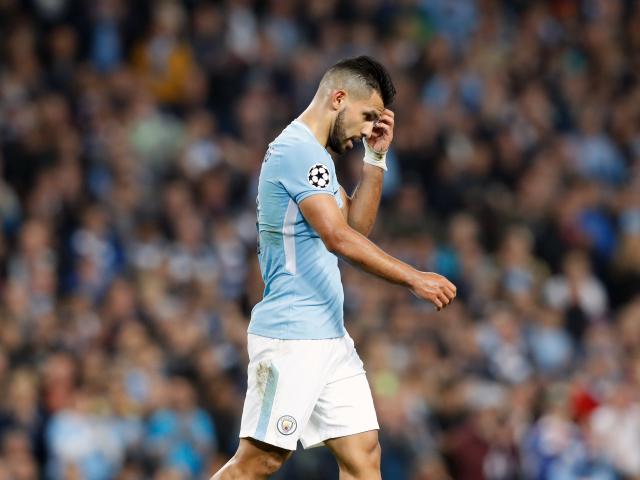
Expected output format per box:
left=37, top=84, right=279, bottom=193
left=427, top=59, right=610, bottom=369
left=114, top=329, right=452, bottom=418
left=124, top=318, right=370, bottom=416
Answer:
left=277, top=415, right=297, bottom=435
left=308, top=164, right=330, bottom=189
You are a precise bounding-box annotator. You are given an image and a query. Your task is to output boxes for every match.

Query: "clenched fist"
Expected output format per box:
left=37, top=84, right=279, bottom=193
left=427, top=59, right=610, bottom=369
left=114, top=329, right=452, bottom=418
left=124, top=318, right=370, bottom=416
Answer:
left=409, top=272, right=457, bottom=311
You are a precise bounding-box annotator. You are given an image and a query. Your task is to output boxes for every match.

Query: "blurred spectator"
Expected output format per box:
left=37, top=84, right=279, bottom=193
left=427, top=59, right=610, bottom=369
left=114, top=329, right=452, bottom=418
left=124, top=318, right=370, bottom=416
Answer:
left=528, top=308, right=574, bottom=377
left=522, top=384, right=616, bottom=480
left=132, top=1, right=195, bottom=106
left=46, top=389, right=125, bottom=480
left=90, top=0, right=126, bottom=73
left=146, top=376, right=217, bottom=477
left=444, top=406, right=520, bottom=480
left=589, top=384, right=640, bottom=478
left=544, top=250, right=608, bottom=321
left=477, top=305, right=533, bottom=384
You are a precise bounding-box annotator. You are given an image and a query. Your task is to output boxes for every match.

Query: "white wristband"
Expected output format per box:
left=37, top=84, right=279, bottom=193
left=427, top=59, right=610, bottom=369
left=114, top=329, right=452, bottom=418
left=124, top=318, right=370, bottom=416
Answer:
left=363, top=140, right=388, bottom=171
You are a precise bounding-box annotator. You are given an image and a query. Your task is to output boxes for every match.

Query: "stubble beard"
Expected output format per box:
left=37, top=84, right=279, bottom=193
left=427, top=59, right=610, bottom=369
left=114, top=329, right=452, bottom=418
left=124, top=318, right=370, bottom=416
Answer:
left=328, top=109, right=349, bottom=154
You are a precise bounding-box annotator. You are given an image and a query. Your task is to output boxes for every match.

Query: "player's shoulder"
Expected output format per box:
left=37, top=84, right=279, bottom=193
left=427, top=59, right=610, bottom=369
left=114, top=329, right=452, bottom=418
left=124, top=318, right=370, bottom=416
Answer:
left=269, top=121, right=332, bottom=167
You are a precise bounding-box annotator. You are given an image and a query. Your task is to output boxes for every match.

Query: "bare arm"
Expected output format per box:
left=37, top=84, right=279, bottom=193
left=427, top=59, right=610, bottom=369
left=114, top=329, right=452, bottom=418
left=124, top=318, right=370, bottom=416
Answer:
left=340, top=109, right=394, bottom=236
left=300, top=194, right=456, bottom=310
left=339, top=165, right=383, bottom=236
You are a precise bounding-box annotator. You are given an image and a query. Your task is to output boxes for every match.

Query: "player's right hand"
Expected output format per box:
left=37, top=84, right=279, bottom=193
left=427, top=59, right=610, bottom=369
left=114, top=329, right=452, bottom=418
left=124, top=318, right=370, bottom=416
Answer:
left=408, top=272, right=457, bottom=311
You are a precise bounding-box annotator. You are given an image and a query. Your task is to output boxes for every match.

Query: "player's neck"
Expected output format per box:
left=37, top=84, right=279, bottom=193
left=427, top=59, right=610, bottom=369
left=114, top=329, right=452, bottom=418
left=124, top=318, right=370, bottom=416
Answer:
left=297, top=104, right=331, bottom=149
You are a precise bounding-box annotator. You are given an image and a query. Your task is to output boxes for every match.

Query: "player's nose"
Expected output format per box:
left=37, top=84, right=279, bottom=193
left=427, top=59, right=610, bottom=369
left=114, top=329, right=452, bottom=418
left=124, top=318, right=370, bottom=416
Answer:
left=361, top=122, right=374, bottom=139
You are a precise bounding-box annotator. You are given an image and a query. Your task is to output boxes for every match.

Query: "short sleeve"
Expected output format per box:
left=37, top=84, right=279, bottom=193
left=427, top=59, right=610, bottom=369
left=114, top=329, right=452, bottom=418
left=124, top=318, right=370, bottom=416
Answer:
left=278, top=142, right=335, bottom=204
left=335, top=182, right=344, bottom=209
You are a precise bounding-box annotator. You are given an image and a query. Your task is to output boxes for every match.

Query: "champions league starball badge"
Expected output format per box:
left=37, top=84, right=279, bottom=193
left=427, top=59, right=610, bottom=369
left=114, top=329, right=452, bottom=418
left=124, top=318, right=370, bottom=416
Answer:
left=308, top=164, right=330, bottom=189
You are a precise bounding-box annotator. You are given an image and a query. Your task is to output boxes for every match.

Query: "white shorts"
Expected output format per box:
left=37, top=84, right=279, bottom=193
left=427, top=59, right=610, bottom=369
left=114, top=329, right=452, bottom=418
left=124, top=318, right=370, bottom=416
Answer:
left=239, top=332, right=379, bottom=450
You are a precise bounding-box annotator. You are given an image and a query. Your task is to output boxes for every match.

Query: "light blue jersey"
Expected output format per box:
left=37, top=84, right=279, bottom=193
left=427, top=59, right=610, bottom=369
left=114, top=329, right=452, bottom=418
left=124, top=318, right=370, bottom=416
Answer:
left=249, top=120, right=346, bottom=340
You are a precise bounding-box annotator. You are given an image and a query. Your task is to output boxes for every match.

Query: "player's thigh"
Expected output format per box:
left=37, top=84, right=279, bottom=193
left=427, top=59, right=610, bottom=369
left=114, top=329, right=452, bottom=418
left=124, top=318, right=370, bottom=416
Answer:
left=325, top=430, right=381, bottom=474
left=299, top=334, right=379, bottom=450
left=301, top=372, right=379, bottom=447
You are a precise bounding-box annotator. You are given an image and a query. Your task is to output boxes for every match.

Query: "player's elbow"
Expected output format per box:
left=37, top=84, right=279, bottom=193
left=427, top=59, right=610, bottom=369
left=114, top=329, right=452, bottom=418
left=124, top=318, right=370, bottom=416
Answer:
left=322, top=227, right=352, bottom=256
left=322, top=233, right=342, bottom=255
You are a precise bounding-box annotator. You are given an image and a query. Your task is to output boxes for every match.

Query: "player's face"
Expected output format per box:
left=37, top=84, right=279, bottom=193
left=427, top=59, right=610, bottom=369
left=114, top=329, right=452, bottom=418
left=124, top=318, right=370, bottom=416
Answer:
left=328, top=91, right=384, bottom=154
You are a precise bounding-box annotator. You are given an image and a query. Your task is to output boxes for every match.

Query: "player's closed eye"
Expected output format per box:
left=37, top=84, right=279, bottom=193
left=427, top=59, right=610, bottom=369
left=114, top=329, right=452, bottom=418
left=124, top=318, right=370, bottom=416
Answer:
left=364, top=112, right=378, bottom=123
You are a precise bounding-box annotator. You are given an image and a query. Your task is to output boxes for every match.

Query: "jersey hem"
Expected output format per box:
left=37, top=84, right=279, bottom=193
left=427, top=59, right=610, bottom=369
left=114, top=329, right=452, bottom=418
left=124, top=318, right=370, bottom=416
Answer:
left=295, top=189, right=334, bottom=205
left=246, top=328, right=347, bottom=341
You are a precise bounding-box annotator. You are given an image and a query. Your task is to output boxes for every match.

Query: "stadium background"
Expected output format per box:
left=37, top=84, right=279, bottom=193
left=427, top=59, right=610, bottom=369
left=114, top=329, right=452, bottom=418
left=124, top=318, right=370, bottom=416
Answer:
left=1, top=0, right=640, bottom=479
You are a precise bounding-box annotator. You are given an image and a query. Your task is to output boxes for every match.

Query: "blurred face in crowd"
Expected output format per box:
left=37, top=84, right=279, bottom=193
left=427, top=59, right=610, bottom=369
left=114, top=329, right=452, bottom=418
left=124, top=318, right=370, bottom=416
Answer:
left=564, top=250, right=591, bottom=282
left=153, top=0, right=185, bottom=37
left=170, top=377, right=196, bottom=412
left=328, top=88, right=384, bottom=154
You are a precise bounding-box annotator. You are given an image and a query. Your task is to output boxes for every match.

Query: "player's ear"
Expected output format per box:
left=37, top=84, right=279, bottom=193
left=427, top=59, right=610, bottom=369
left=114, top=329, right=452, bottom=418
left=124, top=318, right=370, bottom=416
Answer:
left=331, top=90, right=347, bottom=110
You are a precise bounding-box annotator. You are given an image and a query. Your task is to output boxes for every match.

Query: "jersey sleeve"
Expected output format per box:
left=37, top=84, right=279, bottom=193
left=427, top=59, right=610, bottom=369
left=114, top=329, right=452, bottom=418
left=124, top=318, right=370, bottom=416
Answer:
left=278, top=142, right=335, bottom=204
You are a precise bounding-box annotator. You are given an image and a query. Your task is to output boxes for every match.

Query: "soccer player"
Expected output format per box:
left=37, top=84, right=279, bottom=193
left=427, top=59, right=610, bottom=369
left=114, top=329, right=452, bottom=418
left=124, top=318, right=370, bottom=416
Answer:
left=211, top=56, right=456, bottom=480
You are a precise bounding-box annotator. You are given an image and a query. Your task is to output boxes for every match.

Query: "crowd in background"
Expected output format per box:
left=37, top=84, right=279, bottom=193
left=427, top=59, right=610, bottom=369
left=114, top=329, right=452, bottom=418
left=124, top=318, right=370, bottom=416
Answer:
left=1, top=0, right=640, bottom=478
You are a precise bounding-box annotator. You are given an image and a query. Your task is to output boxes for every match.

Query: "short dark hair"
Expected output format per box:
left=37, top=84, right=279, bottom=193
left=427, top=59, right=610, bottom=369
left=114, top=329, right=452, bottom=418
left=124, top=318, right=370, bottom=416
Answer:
left=326, top=56, right=396, bottom=106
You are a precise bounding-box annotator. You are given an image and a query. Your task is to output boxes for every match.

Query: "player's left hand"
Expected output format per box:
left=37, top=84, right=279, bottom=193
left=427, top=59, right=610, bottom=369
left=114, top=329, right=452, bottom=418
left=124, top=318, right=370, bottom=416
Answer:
left=366, top=109, right=394, bottom=154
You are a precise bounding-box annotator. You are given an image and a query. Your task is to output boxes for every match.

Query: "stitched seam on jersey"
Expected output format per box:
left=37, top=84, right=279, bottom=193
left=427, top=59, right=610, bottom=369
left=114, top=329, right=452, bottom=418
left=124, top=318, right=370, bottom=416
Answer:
left=254, top=361, right=279, bottom=440
left=292, top=121, right=334, bottom=162
left=293, top=119, right=319, bottom=145
left=283, top=198, right=298, bottom=274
